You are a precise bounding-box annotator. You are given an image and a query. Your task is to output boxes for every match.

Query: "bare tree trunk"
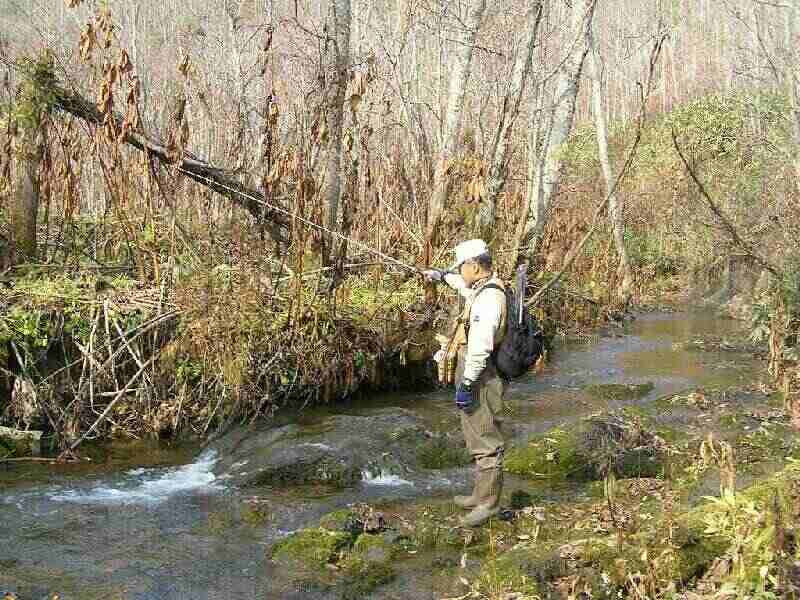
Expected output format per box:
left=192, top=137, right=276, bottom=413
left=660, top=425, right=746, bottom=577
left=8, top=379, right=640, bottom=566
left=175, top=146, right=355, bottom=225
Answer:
left=477, top=1, right=543, bottom=234
left=425, top=0, right=487, bottom=256
left=321, top=0, right=352, bottom=266
left=9, top=129, right=42, bottom=264
left=518, top=0, right=596, bottom=265
left=788, top=3, right=800, bottom=183
left=587, top=20, right=632, bottom=304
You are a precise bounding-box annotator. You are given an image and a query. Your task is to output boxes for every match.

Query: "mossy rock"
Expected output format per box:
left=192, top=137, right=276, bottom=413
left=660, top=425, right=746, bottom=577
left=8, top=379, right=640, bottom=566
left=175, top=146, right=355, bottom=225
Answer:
left=505, top=428, right=591, bottom=481
left=581, top=520, right=725, bottom=590
left=478, top=545, right=555, bottom=596
left=270, top=528, right=351, bottom=570
left=0, top=426, right=43, bottom=457
left=319, top=509, right=359, bottom=532
left=510, top=489, right=534, bottom=510
left=403, top=504, right=464, bottom=550
left=416, top=436, right=471, bottom=470
left=352, top=532, right=395, bottom=563
left=339, top=555, right=395, bottom=600
left=505, top=414, right=667, bottom=482
left=584, top=382, right=655, bottom=401
left=250, top=458, right=363, bottom=488
left=240, top=503, right=271, bottom=527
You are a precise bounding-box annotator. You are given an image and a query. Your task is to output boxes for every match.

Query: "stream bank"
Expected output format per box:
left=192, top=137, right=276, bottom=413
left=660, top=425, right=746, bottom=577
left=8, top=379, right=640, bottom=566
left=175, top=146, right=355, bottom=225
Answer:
left=3, top=309, right=793, bottom=599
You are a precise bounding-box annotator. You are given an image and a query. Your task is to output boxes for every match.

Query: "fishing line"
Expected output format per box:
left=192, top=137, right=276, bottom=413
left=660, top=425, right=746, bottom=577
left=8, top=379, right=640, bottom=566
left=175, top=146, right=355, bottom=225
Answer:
left=178, top=168, right=554, bottom=284
left=177, top=167, right=424, bottom=275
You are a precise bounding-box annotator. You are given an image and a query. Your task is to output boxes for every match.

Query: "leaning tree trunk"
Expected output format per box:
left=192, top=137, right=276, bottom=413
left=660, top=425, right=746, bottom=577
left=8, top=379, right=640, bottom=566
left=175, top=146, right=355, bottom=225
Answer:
left=587, top=21, right=633, bottom=304
left=425, top=0, right=487, bottom=257
left=9, top=128, right=43, bottom=265
left=477, top=1, right=544, bottom=235
left=320, top=0, right=352, bottom=267
left=516, top=0, right=596, bottom=265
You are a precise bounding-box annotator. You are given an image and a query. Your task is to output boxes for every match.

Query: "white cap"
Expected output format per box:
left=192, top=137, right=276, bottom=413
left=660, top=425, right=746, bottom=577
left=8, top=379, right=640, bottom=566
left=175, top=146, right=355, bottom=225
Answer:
left=449, top=239, right=490, bottom=272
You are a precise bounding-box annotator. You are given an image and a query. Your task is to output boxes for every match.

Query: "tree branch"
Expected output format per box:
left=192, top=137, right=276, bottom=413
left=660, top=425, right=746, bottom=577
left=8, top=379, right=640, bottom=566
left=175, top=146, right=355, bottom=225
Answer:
left=671, top=129, right=781, bottom=279
left=526, top=25, right=667, bottom=308
left=41, top=77, right=290, bottom=246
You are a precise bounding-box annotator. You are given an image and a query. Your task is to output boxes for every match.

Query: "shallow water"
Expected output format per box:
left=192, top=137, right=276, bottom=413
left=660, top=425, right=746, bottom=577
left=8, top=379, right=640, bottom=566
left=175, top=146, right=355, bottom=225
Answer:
left=0, top=310, right=763, bottom=599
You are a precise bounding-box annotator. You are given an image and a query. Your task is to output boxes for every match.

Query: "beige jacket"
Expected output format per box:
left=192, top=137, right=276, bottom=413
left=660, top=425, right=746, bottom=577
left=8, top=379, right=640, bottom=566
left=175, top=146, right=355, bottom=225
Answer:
left=444, top=273, right=507, bottom=385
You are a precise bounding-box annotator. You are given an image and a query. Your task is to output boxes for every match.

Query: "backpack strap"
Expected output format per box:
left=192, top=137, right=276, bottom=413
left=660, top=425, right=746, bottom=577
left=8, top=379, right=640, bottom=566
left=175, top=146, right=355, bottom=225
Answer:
left=463, top=282, right=507, bottom=343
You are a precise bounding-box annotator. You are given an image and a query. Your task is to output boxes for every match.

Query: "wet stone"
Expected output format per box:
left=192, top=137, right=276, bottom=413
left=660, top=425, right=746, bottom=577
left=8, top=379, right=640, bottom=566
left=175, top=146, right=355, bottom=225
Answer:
left=0, top=426, right=43, bottom=457
left=210, top=408, right=429, bottom=488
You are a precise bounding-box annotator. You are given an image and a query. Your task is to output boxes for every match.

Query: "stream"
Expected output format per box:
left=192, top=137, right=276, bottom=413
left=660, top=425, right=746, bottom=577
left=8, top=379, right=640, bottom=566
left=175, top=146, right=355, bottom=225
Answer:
left=0, top=311, right=766, bottom=599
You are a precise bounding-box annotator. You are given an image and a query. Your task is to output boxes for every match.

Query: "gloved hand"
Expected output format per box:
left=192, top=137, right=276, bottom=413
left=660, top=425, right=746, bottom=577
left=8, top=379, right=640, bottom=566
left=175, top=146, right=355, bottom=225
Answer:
left=456, top=382, right=475, bottom=412
left=423, top=269, right=444, bottom=283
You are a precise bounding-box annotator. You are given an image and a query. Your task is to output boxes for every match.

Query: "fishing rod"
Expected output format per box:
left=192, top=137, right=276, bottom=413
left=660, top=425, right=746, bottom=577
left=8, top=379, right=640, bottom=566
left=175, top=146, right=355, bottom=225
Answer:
left=179, top=169, right=550, bottom=281
left=178, top=167, right=425, bottom=276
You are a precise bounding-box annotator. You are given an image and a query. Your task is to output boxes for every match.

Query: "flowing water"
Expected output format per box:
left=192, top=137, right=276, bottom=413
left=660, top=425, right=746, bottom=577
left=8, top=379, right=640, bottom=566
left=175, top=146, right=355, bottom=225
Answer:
left=0, top=311, right=764, bottom=599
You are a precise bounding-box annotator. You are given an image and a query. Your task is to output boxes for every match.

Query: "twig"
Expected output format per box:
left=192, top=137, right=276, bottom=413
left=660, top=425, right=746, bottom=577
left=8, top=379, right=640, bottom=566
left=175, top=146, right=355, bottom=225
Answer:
left=70, top=310, right=179, bottom=401
left=64, top=352, right=160, bottom=455
left=670, top=129, right=781, bottom=279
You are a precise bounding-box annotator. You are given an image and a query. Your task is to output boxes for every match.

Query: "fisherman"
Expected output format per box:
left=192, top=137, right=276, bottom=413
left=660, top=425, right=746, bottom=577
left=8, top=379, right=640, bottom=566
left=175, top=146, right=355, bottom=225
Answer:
left=424, top=239, right=508, bottom=527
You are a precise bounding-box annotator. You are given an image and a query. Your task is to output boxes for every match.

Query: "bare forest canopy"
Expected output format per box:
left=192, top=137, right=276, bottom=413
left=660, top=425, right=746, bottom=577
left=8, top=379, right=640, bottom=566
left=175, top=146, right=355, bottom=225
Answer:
left=1, top=0, right=800, bottom=447
left=1, top=0, right=798, bottom=275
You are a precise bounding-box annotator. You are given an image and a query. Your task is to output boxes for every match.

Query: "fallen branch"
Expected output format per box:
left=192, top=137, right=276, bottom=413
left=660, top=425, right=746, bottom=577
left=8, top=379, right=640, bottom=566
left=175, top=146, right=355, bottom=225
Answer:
left=671, top=129, right=781, bottom=279
left=0, top=456, right=74, bottom=464
left=47, top=80, right=289, bottom=246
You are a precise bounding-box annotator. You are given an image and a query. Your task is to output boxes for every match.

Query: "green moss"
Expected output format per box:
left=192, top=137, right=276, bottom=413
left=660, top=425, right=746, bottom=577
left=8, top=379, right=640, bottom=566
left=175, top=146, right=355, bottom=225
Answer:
left=405, top=504, right=463, bottom=550
left=584, top=382, right=655, bottom=401
left=478, top=546, right=552, bottom=597
left=206, top=511, right=235, bottom=536
left=248, top=459, right=362, bottom=488
left=241, top=504, right=271, bottom=527
left=505, top=428, right=589, bottom=481
left=582, top=524, right=724, bottom=592
left=507, top=414, right=669, bottom=483
left=270, top=528, right=351, bottom=569
left=509, top=489, right=534, bottom=510
left=339, top=555, right=396, bottom=599
left=352, top=533, right=394, bottom=563
left=416, top=436, right=471, bottom=469
left=319, top=509, right=358, bottom=532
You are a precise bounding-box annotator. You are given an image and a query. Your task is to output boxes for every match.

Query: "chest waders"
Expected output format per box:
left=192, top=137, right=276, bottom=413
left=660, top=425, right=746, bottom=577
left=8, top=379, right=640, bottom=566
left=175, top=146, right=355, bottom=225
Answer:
left=441, top=277, right=508, bottom=527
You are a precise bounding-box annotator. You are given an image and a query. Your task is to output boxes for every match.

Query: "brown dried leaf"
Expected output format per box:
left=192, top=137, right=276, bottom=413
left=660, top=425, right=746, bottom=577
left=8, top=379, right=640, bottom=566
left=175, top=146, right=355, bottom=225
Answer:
left=79, top=24, right=96, bottom=61
left=118, top=49, right=133, bottom=74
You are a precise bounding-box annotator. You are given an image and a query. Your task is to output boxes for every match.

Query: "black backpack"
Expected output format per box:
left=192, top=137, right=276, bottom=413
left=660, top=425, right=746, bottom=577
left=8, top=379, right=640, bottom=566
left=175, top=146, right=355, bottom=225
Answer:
left=473, top=267, right=544, bottom=380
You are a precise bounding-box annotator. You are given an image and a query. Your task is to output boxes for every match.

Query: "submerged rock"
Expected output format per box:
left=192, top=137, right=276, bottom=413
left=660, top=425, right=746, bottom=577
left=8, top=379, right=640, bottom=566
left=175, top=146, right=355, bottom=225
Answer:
left=0, top=426, right=43, bottom=457
left=210, top=408, right=429, bottom=487
left=584, top=382, right=655, bottom=401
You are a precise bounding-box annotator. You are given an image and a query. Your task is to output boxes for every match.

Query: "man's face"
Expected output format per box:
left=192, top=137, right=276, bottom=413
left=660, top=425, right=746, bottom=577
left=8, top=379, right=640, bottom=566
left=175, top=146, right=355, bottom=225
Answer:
left=460, top=260, right=481, bottom=287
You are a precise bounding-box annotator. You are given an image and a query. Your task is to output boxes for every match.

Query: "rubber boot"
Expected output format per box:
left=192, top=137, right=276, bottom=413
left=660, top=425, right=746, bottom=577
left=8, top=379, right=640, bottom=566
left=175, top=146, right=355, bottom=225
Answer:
left=459, top=468, right=502, bottom=527
left=453, top=492, right=479, bottom=509
left=453, top=481, right=479, bottom=509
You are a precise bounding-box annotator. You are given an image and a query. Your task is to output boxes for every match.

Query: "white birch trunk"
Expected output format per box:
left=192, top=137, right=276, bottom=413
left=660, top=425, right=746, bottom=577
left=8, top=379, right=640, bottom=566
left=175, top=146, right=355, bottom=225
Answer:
left=587, top=22, right=633, bottom=304
left=425, top=0, right=487, bottom=252
left=519, top=0, right=596, bottom=262
left=477, top=1, right=544, bottom=232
